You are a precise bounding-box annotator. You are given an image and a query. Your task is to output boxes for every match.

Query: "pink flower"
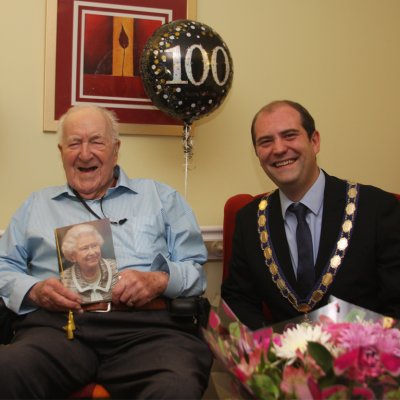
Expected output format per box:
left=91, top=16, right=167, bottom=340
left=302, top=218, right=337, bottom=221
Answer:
left=351, top=387, right=374, bottom=399
left=332, top=322, right=400, bottom=382
left=338, top=322, right=400, bottom=357
left=280, top=365, right=316, bottom=400
left=323, top=322, right=353, bottom=344
left=235, top=324, right=259, bottom=356
left=334, top=347, right=383, bottom=382
left=232, top=364, right=252, bottom=383
left=208, top=309, right=221, bottom=330
left=231, top=346, right=263, bottom=383
left=253, top=327, right=273, bottom=359
left=376, top=327, right=400, bottom=357
left=319, top=385, right=374, bottom=400
left=381, top=352, right=400, bottom=376
left=320, top=385, right=348, bottom=400
left=297, top=350, right=326, bottom=381
left=253, top=327, right=273, bottom=344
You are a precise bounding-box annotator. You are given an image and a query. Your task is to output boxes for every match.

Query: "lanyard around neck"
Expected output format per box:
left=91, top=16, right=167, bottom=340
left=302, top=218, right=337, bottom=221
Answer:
left=71, top=188, right=127, bottom=225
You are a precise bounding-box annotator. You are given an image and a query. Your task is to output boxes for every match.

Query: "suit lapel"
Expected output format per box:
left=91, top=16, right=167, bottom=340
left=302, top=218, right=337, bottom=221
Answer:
left=314, top=174, right=347, bottom=278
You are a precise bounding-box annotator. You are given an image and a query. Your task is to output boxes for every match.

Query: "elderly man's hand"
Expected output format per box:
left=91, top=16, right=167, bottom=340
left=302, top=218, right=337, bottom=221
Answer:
left=112, top=270, right=169, bottom=307
left=26, top=278, right=82, bottom=312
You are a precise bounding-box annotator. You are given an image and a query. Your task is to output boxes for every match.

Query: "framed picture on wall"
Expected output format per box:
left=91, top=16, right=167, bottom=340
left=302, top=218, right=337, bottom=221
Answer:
left=43, top=0, right=196, bottom=136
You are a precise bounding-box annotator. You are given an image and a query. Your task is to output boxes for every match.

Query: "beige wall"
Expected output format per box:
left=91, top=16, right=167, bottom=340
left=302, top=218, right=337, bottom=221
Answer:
left=1, top=0, right=400, bottom=231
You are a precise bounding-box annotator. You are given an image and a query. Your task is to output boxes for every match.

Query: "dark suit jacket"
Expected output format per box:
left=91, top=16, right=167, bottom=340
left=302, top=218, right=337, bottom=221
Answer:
left=221, top=173, right=400, bottom=330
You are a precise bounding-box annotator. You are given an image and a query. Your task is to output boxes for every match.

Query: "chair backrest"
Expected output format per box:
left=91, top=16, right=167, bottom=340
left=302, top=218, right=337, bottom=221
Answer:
left=222, top=193, right=266, bottom=280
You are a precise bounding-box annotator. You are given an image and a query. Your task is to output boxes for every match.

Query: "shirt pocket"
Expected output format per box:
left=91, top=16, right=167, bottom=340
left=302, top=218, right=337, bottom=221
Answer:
left=116, top=214, right=167, bottom=263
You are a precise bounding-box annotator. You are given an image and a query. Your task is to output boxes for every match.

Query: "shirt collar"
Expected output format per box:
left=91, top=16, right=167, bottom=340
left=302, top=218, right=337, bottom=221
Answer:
left=50, top=166, right=138, bottom=201
left=280, top=169, right=325, bottom=219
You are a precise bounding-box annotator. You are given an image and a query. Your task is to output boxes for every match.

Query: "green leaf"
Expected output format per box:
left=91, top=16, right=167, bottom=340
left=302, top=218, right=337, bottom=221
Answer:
left=249, top=374, right=280, bottom=399
left=228, top=322, right=242, bottom=339
left=307, top=341, right=333, bottom=373
left=267, top=339, right=278, bottom=363
left=385, top=387, right=400, bottom=399
left=344, top=309, right=366, bottom=322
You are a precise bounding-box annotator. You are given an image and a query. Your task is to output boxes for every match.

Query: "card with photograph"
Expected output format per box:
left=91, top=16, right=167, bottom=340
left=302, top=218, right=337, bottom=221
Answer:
left=55, top=219, right=119, bottom=304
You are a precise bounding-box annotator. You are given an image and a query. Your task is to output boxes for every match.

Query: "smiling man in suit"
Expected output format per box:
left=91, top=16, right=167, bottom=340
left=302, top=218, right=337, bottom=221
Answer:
left=222, top=100, right=400, bottom=330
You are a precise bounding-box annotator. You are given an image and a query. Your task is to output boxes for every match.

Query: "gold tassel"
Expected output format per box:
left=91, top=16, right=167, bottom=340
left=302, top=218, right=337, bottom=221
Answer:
left=63, top=310, right=76, bottom=340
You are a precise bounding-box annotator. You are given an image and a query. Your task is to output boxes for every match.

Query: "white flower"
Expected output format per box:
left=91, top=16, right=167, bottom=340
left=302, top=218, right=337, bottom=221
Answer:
left=274, top=323, right=335, bottom=360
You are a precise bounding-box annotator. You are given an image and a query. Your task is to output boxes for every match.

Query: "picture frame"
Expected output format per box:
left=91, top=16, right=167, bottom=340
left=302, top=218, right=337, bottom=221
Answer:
left=43, top=0, right=196, bottom=136
left=55, top=218, right=119, bottom=304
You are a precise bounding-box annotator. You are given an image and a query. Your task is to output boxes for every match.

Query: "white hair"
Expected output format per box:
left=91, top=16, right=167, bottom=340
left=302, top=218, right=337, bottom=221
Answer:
left=57, top=104, right=120, bottom=144
left=61, top=223, right=104, bottom=262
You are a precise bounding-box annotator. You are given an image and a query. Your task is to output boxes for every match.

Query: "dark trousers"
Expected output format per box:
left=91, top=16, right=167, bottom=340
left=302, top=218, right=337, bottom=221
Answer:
left=0, top=309, right=213, bottom=399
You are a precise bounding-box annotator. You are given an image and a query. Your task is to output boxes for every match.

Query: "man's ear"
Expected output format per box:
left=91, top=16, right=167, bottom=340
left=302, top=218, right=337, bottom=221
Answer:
left=114, top=140, right=121, bottom=154
left=311, top=130, right=321, bottom=155
left=113, top=140, right=121, bottom=164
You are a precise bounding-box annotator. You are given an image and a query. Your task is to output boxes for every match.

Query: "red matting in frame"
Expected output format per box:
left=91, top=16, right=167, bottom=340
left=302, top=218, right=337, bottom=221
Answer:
left=54, top=0, right=190, bottom=131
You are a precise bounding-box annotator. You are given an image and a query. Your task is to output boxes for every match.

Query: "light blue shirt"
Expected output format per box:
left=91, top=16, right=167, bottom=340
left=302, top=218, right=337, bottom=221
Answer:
left=0, top=167, right=207, bottom=314
left=280, top=170, right=325, bottom=277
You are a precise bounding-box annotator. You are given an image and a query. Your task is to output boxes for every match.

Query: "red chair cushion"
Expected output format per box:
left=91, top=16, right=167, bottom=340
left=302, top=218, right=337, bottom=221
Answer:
left=223, top=193, right=265, bottom=280
left=69, top=383, right=110, bottom=399
left=223, top=192, right=272, bottom=320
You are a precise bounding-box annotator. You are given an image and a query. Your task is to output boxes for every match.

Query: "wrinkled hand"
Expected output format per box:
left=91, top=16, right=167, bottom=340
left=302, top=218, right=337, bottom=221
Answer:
left=112, top=270, right=169, bottom=308
left=27, top=278, right=82, bottom=312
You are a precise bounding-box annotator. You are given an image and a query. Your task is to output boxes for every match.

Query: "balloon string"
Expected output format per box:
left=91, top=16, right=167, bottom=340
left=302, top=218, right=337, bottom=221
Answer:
left=182, top=123, right=193, bottom=199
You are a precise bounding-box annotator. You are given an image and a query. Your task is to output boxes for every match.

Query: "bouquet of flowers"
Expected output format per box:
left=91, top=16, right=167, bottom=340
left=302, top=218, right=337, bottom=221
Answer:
left=203, top=298, right=400, bottom=399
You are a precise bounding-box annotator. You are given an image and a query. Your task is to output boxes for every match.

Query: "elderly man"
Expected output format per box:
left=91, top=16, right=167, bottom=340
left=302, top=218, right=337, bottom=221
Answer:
left=222, top=99, right=400, bottom=330
left=0, top=105, right=212, bottom=399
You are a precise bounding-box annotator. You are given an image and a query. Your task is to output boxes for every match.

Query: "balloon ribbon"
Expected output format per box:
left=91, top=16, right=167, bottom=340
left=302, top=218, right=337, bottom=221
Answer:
left=182, top=123, right=193, bottom=198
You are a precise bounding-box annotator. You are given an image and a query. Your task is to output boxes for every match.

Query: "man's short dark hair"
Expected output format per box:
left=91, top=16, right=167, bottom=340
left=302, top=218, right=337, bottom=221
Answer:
left=251, top=100, right=316, bottom=147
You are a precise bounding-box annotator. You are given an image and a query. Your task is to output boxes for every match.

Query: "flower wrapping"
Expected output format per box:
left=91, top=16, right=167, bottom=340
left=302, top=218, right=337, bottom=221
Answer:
left=202, top=297, right=400, bottom=399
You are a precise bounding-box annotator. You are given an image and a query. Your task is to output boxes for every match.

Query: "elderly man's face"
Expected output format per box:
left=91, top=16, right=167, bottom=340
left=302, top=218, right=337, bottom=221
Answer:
left=71, top=233, right=102, bottom=279
left=58, top=108, right=120, bottom=199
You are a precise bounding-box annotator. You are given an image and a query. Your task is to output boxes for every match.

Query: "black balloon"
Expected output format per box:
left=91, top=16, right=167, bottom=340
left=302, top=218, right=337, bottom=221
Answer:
left=140, top=19, right=233, bottom=124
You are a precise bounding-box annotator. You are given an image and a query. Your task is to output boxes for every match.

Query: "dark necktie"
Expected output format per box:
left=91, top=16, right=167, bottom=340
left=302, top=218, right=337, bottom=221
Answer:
left=289, top=203, right=315, bottom=298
